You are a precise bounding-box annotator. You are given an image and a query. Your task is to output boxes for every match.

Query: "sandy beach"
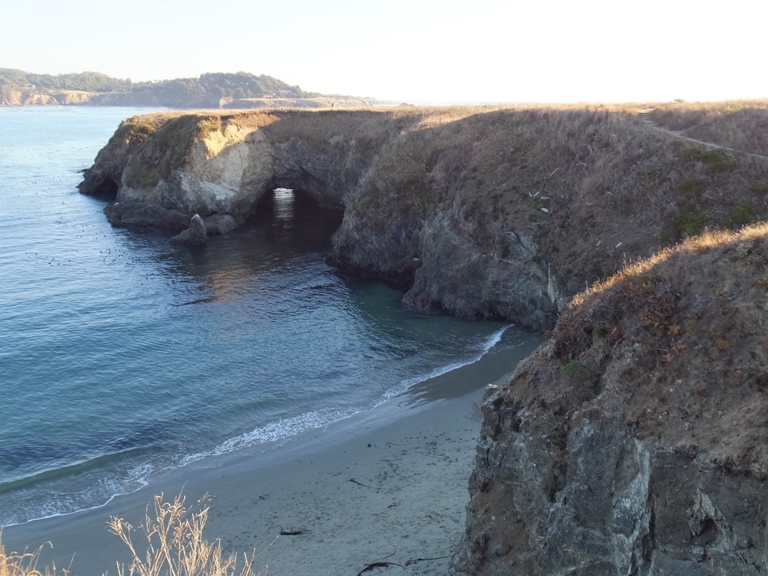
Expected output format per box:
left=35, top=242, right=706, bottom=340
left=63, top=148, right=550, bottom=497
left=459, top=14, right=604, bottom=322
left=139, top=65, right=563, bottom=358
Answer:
left=3, top=337, right=541, bottom=576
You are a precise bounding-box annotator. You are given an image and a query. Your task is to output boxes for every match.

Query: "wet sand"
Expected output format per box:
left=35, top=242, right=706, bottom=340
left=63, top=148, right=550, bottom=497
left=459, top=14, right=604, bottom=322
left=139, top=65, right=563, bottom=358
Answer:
left=3, top=337, right=541, bottom=575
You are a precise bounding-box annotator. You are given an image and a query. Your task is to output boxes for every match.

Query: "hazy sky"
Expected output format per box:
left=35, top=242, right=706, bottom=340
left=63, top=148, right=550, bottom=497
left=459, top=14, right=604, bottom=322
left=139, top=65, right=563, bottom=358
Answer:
left=2, top=0, right=766, bottom=103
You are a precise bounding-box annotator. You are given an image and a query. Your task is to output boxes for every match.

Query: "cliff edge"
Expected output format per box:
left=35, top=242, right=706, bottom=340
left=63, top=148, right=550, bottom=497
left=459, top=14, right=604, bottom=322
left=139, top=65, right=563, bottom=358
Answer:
left=80, top=104, right=768, bottom=330
left=457, top=224, right=768, bottom=575
left=77, top=103, right=768, bottom=574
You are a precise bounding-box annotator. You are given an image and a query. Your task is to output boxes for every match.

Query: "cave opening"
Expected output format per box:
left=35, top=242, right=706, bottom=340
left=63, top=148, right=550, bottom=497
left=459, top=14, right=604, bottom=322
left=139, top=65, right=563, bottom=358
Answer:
left=91, top=177, right=119, bottom=201
left=250, top=187, right=344, bottom=244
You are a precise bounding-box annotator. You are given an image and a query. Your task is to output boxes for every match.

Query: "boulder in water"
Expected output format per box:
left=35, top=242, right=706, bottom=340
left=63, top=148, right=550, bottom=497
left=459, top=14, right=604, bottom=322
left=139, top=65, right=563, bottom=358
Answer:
left=204, top=214, right=239, bottom=235
left=170, top=214, right=207, bottom=246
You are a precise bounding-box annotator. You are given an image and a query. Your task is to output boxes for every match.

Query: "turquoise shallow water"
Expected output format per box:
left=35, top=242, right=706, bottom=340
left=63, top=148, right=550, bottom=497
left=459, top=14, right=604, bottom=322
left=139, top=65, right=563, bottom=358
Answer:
left=0, top=107, right=532, bottom=527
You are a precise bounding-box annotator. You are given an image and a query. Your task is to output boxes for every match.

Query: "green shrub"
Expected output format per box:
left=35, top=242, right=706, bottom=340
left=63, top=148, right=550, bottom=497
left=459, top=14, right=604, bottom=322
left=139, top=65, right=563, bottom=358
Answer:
left=726, top=203, right=755, bottom=229
left=409, top=190, right=434, bottom=216
left=683, top=148, right=737, bottom=173
left=560, top=360, right=594, bottom=384
left=678, top=178, right=705, bottom=200
left=676, top=211, right=707, bottom=238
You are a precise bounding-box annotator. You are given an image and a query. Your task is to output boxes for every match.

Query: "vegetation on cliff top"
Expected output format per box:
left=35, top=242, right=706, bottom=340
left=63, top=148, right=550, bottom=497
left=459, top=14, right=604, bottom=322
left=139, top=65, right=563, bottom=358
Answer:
left=339, top=101, right=768, bottom=297
left=513, top=222, right=768, bottom=474
left=649, top=99, right=768, bottom=156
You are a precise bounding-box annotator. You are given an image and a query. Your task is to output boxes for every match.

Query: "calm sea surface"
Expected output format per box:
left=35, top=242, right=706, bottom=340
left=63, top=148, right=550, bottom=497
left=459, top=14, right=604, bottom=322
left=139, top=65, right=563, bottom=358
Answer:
left=0, top=107, right=530, bottom=527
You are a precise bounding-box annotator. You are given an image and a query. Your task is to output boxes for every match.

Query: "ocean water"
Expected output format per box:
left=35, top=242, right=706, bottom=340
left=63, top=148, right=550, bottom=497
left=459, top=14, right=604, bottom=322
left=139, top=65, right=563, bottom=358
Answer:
left=0, top=107, right=530, bottom=527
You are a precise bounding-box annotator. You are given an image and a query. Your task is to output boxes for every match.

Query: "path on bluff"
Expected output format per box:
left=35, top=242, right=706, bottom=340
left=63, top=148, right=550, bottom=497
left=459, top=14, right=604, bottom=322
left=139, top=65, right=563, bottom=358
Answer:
left=637, top=109, right=768, bottom=163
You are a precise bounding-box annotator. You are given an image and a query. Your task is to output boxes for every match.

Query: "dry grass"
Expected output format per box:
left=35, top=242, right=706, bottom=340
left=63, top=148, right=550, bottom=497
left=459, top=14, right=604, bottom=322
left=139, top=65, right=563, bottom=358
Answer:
left=0, top=535, right=63, bottom=576
left=649, top=99, right=768, bottom=156
left=526, top=222, right=768, bottom=474
left=0, top=495, right=264, bottom=576
left=339, top=102, right=768, bottom=296
left=106, top=494, right=263, bottom=576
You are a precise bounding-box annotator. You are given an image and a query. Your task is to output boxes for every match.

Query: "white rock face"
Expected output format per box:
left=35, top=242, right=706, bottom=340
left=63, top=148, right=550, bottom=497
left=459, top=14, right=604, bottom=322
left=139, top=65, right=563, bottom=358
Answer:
left=176, top=127, right=262, bottom=214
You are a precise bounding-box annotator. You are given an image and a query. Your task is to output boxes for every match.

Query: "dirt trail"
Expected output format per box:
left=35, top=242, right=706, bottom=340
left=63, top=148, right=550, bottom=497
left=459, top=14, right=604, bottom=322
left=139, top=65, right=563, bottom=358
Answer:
left=637, top=110, right=768, bottom=163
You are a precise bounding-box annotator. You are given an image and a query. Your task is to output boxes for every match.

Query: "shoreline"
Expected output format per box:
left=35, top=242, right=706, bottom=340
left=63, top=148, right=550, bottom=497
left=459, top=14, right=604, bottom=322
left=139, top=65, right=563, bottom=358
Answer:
left=3, top=336, right=542, bottom=576
left=0, top=325, right=515, bottom=530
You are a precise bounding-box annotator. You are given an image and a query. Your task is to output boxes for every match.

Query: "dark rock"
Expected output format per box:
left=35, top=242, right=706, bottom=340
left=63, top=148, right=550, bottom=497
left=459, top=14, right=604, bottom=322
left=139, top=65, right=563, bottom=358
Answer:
left=204, top=214, right=238, bottom=235
left=456, top=228, right=768, bottom=576
left=170, top=214, right=207, bottom=246
left=104, top=201, right=190, bottom=229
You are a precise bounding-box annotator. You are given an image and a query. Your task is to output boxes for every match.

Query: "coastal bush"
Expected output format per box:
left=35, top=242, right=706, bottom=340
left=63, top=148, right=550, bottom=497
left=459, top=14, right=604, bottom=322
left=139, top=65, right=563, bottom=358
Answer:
left=726, top=203, right=755, bottom=229
left=107, top=493, right=262, bottom=576
left=683, top=147, right=737, bottom=173
left=677, top=178, right=705, bottom=201
left=560, top=360, right=594, bottom=384
left=661, top=210, right=707, bottom=244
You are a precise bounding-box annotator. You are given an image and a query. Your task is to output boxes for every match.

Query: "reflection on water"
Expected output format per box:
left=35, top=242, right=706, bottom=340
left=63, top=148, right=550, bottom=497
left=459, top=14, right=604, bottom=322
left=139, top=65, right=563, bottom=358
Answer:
left=172, top=188, right=343, bottom=304
left=273, top=187, right=296, bottom=223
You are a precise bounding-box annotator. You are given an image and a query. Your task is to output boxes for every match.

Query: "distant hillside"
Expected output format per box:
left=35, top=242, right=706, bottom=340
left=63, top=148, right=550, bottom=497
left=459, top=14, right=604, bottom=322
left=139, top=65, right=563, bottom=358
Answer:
left=0, top=69, right=373, bottom=109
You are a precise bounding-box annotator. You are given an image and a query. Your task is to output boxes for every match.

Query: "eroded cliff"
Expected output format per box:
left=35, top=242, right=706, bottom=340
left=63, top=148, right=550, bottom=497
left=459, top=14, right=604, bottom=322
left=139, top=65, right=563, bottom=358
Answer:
left=78, top=104, right=768, bottom=573
left=456, top=225, right=768, bottom=575
left=80, top=105, right=768, bottom=330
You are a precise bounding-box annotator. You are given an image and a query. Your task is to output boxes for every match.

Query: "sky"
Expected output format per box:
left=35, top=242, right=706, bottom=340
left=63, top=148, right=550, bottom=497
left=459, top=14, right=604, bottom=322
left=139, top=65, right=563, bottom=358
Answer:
left=2, top=0, right=766, bottom=103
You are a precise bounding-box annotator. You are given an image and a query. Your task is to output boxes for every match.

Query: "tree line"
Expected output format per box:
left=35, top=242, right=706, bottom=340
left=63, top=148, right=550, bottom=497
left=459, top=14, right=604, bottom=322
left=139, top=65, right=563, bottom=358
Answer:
left=0, top=69, right=313, bottom=99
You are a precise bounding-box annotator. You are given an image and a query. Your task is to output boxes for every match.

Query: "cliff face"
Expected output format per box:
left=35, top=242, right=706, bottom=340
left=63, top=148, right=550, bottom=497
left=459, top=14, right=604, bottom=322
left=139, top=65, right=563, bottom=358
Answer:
left=79, top=105, right=768, bottom=573
left=0, top=89, right=373, bottom=109
left=80, top=106, right=768, bottom=330
left=456, top=225, right=768, bottom=575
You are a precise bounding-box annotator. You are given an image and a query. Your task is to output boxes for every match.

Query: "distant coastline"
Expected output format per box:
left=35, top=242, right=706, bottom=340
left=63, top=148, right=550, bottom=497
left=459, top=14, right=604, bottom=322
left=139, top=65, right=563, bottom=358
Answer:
left=0, top=68, right=376, bottom=109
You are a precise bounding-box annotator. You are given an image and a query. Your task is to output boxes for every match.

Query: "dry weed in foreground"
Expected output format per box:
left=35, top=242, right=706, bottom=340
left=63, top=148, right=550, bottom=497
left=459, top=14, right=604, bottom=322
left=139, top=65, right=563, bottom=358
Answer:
left=106, top=494, right=263, bottom=576
left=0, top=535, right=63, bottom=576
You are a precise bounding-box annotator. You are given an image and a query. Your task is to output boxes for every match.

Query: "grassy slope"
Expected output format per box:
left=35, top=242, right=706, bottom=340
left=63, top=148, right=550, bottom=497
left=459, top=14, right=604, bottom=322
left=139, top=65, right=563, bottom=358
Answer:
left=342, top=102, right=768, bottom=298
left=650, top=99, right=768, bottom=156
left=512, top=223, right=768, bottom=474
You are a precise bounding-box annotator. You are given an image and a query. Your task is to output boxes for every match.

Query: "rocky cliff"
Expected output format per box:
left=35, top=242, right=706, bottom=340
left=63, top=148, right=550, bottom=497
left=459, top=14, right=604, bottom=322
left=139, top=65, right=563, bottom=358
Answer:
left=0, top=88, right=93, bottom=105
left=80, top=105, right=768, bottom=331
left=455, top=224, right=768, bottom=575
left=0, top=90, right=373, bottom=109
left=79, top=104, right=768, bottom=573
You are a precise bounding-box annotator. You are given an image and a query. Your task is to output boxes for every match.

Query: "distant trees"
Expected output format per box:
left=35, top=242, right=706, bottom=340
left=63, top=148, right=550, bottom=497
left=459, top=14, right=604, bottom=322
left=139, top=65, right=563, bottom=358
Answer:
left=0, top=69, right=135, bottom=92
left=198, top=72, right=305, bottom=98
left=0, top=69, right=307, bottom=101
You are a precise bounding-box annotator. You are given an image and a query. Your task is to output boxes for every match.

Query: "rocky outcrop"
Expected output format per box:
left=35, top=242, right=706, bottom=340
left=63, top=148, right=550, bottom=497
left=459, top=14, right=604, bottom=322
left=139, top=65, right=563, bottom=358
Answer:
left=0, top=90, right=60, bottom=105
left=456, top=225, right=768, bottom=575
left=80, top=107, right=768, bottom=330
left=403, top=213, right=557, bottom=330
left=170, top=214, right=207, bottom=246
